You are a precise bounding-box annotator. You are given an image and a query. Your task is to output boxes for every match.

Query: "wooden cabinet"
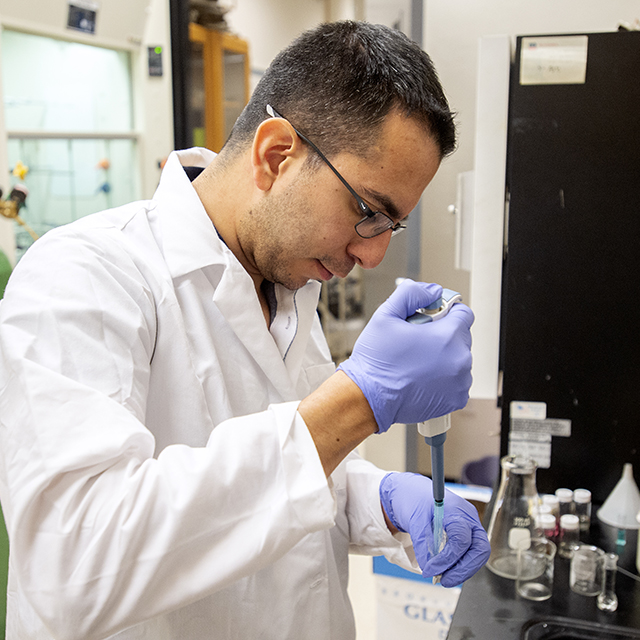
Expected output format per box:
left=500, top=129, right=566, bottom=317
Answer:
left=188, top=24, right=250, bottom=152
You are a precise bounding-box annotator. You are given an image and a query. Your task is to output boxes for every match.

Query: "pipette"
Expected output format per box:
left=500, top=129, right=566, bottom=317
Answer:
left=407, top=288, right=463, bottom=583
left=418, top=415, right=450, bottom=583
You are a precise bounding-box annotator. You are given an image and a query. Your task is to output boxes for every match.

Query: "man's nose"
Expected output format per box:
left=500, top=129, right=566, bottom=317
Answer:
left=347, top=231, right=392, bottom=270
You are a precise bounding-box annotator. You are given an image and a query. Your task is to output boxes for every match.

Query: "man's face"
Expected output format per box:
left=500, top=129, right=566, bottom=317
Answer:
left=239, top=111, right=442, bottom=290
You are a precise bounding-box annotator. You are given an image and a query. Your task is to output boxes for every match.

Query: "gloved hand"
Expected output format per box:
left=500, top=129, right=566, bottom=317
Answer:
left=379, top=472, right=490, bottom=587
left=337, top=279, right=473, bottom=433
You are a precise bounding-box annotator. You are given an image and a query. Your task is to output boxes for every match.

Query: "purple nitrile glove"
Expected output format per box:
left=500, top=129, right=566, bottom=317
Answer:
left=379, top=472, right=491, bottom=587
left=337, top=279, right=474, bottom=433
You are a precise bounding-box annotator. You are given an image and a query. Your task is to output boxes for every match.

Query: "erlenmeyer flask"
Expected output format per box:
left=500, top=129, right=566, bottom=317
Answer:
left=486, top=455, right=540, bottom=579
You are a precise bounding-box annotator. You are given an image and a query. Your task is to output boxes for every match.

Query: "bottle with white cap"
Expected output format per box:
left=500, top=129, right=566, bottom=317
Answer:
left=542, top=494, right=560, bottom=519
left=556, top=488, right=574, bottom=518
left=559, top=514, right=580, bottom=558
left=533, top=502, right=556, bottom=540
left=537, top=513, right=558, bottom=541
left=574, top=488, right=592, bottom=533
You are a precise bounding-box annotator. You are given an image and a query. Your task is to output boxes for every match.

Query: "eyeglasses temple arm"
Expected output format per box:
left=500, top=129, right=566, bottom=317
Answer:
left=266, top=104, right=370, bottom=216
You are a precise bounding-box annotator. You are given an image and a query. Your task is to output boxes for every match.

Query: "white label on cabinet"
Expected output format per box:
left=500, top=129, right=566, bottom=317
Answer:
left=510, top=401, right=547, bottom=420
left=509, top=431, right=552, bottom=469
left=511, top=418, right=572, bottom=437
left=520, top=36, right=588, bottom=85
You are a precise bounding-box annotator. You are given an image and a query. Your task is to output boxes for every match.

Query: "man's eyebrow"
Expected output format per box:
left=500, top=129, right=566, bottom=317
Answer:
left=361, top=187, right=404, bottom=221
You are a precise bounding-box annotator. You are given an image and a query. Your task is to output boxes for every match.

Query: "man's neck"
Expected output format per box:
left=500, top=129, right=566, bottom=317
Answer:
left=192, top=155, right=270, bottom=325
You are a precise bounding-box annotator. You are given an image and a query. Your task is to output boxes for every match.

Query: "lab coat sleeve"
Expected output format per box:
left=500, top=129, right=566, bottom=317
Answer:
left=344, top=452, right=420, bottom=573
left=0, top=228, right=336, bottom=640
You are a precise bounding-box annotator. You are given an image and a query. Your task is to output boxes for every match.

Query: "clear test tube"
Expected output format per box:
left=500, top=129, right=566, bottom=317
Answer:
left=556, top=488, right=574, bottom=518
left=574, top=489, right=592, bottom=533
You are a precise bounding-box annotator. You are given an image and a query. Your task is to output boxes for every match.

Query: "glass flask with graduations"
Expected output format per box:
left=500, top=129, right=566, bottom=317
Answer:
left=486, top=455, right=540, bottom=580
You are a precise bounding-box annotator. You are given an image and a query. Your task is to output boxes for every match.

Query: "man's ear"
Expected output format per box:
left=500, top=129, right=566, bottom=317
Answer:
left=251, top=117, right=306, bottom=192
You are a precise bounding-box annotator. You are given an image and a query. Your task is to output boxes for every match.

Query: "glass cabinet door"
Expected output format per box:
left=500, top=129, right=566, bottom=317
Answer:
left=188, top=24, right=250, bottom=152
left=187, top=26, right=207, bottom=149
left=223, top=50, right=247, bottom=141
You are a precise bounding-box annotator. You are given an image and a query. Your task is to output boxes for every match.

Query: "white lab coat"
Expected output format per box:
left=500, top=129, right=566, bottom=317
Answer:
left=0, top=148, right=417, bottom=640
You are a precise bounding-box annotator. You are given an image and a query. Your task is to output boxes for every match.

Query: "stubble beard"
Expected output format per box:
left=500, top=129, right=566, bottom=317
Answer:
left=239, top=187, right=317, bottom=291
left=239, top=174, right=356, bottom=290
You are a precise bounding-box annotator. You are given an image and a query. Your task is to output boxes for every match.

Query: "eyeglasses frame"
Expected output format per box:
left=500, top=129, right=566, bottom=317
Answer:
left=265, top=104, right=406, bottom=239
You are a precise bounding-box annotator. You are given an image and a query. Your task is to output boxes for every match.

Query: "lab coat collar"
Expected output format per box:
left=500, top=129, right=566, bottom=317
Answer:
left=152, top=147, right=224, bottom=279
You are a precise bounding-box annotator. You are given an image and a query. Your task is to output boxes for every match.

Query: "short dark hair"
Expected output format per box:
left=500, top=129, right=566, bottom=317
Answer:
left=223, top=21, right=456, bottom=162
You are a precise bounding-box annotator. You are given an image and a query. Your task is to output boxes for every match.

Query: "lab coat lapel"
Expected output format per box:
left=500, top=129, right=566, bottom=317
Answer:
left=274, top=282, right=322, bottom=383
left=213, top=261, right=297, bottom=402
left=153, top=149, right=223, bottom=278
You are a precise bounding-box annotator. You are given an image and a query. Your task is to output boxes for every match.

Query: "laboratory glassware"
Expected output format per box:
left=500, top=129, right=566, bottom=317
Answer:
left=597, top=552, right=618, bottom=612
left=486, top=455, right=540, bottom=579
left=558, top=514, right=580, bottom=559
left=574, top=488, right=592, bottom=533
left=570, top=544, right=604, bottom=596
left=516, top=537, right=556, bottom=601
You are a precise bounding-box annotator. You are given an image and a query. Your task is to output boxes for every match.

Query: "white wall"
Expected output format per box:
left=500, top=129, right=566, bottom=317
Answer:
left=226, top=0, right=325, bottom=74
left=0, top=0, right=149, bottom=51
left=226, top=0, right=367, bottom=94
left=135, top=0, right=174, bottom=199
left=366, top=0, right=412, bottom=31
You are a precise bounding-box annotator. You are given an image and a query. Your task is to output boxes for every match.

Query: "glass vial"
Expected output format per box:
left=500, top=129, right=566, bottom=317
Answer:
left=559, top=514, right=580, bottom=559
left=556, top=488, right=574, bottom=517
left=574, top=488, right=592, bottom=533
left=542, top=494, right=560, bottom=519
left=597, top=553, right=618, bottom=612
left=537, top=513, right=558, bottom=542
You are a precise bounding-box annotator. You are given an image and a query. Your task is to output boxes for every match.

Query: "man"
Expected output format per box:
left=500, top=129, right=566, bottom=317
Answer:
left=0, top=21, right=489, bottom=640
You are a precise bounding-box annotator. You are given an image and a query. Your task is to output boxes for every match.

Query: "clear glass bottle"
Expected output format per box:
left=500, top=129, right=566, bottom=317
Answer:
left=597, top=553, right=619, bottom=612
left=537, top=513, right=558, bottom=542
left=559, top=514, right=580, bottom=559
left=573, top=488, right=592, bottom=533
left=542, top=494, right=560, bottom=519
left=556, top=488, right=574, bottom=517
left=486, top=455, right=540, bottom=579
left=534, top=502, right=552, bottom=523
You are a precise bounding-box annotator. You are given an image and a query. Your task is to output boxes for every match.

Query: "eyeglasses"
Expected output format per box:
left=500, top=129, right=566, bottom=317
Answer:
left=266, top=105, right=406, bottom=239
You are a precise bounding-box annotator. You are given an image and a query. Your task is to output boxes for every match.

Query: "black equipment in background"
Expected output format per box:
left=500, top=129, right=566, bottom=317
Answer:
left=499, top=31, right=640, bottom=504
